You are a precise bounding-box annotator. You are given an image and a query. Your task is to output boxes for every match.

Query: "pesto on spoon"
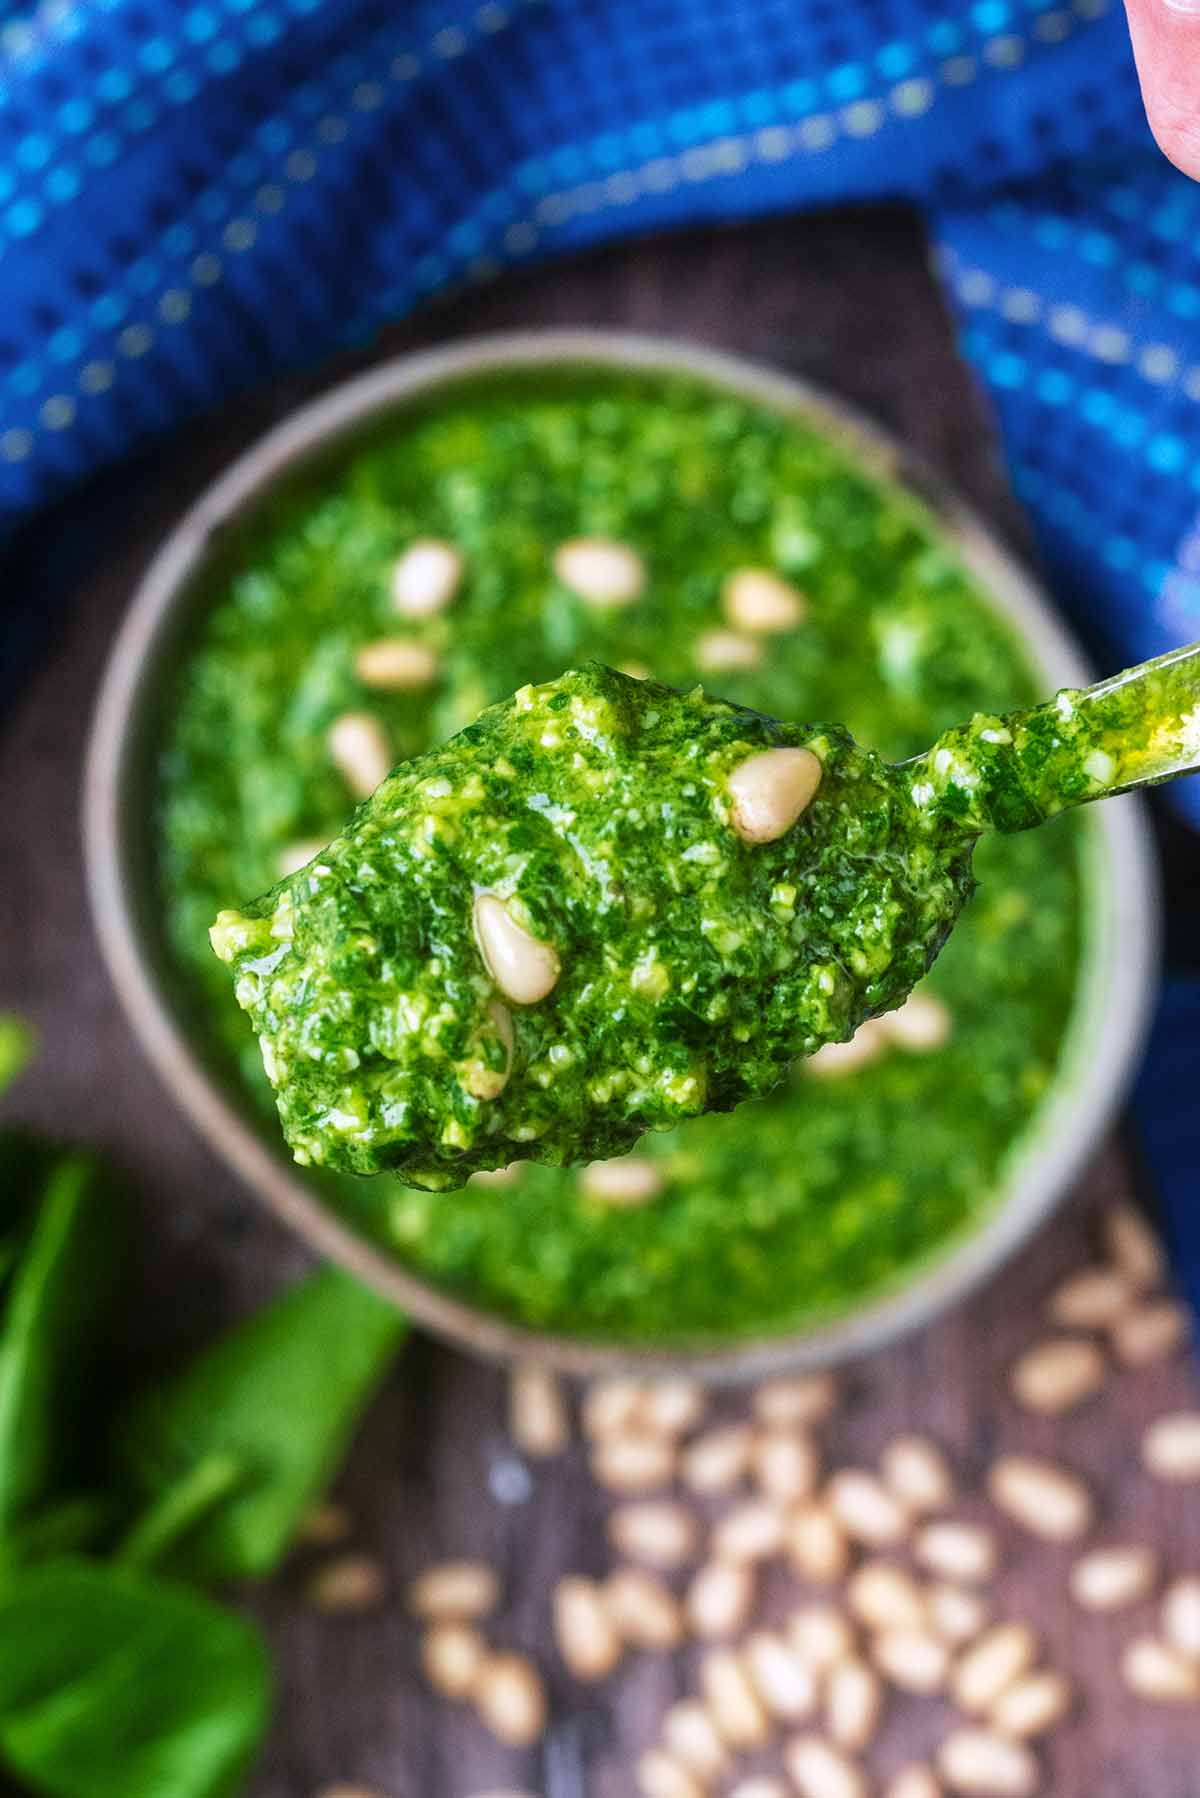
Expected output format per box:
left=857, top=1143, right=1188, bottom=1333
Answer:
left=212, top=647, right=1199, bottom=1191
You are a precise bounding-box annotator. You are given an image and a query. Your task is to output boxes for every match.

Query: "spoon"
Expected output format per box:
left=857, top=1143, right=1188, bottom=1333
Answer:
left=212, top=645, right=1199, bottom=1191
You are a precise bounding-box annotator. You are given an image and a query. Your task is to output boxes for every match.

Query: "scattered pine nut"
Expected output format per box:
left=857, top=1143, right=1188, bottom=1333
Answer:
left=390, top=539, right=462, bottom=616
left=937, top=1727, right=1039, bottom=1796
left=700, top=1646, right=772, bottom=1748
left=353, top=637, right=438, bottom=691
left=582, top=1378, right=644, bottom=1439
left=475, top=1652, right=548, bottom=1746
left=723, top=567, right=807, bottom=633
left=744, top=1630, right=820, bottom=1722
left=881, top=990, right=952, bottom=1052
left=635, top=1750, right=705, bottom=1798
left=642, top=1378, right=706, bottom=1436
left=580, top=1156, right=664, bottom=1207
left=1047, top=1266, right=1133, bottom=1331
left=317, top=1785, right=387, bottom=1798
left=785, top=1733, right=870, bottom=1798
left=729, top=1782, right=790, bottom=1798
left=328, top=712, right=391, bottom=798
left=848, top=1561, right=928, bottom=1634
left=881, top=1434, right=956, bottom=1514
left=987, top=1456, right=1093, bottom=1542
left=687, top=1559, right=756, bottom=1639
left=826, top=1655, right=884, bottom=1751
left=296, top=1499, right=352, bottom=1547
left=407, top=1560, right=500, bottom=1622
left=886, top=1766, right=944, bottom=1798
left=789, top=1604, right=857, bottom=1672
left=827, top=1468, right=910, bottom=1547
left=662, top=1698, right=731, bottom=1780
left=591, top=1431, right=676, bottom=1494
left=727, top=747, right=823, bottom=844
left=608, top=1501, right=699, bottom=1569
left=787, top=1503, right=852, bottom=1584
left=872, top=1629, right=950, bottom=1696
left=306, top=1554, right=385, bottom=1614
left=681, top=1423, right=753, bottom=1494
left=555, top=537, right=646, bottom=608
left=712, top=1498, right=786, bottom=1564
left=508, top=1363, right=570, bottom=1459
left=605, top=1568, right=684, bottom=1651
left=554, top=1575, right=623, bottom=1681
left=752, top=1428, right=821, bottom=1504
left=1008, top=1337, right=1106, bottom=1416
left=473, top=893, right=560, bottom=1006
left=1142, top=1412, right=1200, bottom=1483
left=951, top=1624, right=1039, bottom=1715
left=1121, top=1636, right=1200, bottom=1704
left=807, top=1023, right=887, bottom=1078
left=1102, top=1203, right=1165, bottom=1293
left=421, top=1622, right=486, bottom=1700
left=1111, top=1298, right=1190, bottom=1368
left=1162, top=1576, right=1200, bottom=1661
left=754, top=1372, right=838, bottom=1429
left=990, top=1670, right=1073, bottom=1740
left=695, top=628, right=764, bottom=673
left=277, top=838, right=327, bottom=879
left=1069, top=1544, right=1159, bottom=1612
left=927, top=1583, right=992, bottom=1646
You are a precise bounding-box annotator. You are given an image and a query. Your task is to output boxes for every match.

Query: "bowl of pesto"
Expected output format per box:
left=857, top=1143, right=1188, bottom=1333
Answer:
left=85, top=331, right=1158, bottom=1377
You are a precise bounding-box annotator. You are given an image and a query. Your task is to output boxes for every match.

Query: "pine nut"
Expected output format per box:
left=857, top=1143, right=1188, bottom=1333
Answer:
left=328, top=712, right=391, bottom=798
left=687, top=1559, right=755, bottom=1638
left=826, top=1656, right=884, bottom=1750
left=886, top=1766, right=943, bottom=1798
left=592, top=1431, right=676, bottom=1493
left=354, top=636, right=438, bottom=691
left=582, top=1378, right=645, bottom=1439
left=391, top=539, right=462, bottom=616
left=296, top=1499, right=353, bottom=1546
left=987, top=1457, right=1093, bottom=1541
left=642, top=1378, right=706, bottom=1436
left=1143, top=1412, right=1200, bottom=1482
left=555, top=537, right=646, bottom=607
left=787, top=1503, right=851, bottom=1584
left=1111, top=1298, right=1190, bottom=1368
left=1121, top=1636, right=1200, bottom=1703
left=990, top=1670, right=1072, bottom=1740
left=1162, top=1577, right=1200, bottom=1660
left=927, top=1584, right=992, bottom=1646
left=662, top=1698, right=730, bottom=1779
left=421, top=1622, right=486, bottom=1699
left=553, top=1575, right=623, bottom=1681
left=753, top=1429, right=821, bottom=1504
left=701, top=1646, right=772, bottom=1747
left=937, top=1728, right=1039, bottom=1796
left=827, top=1468, right=910, bottom=1547
left=951, top=1624, right=1039, bottom=1714
left=473, top=893, right=560, bottom=1005
left=847, top=1560, right=928, bottom=1633
left=873, top=1630, right=950, bottom=1695
left=807, top=1023, right=887, bottom=1078
left=727, top=746, right=823, bottom=844
left=1047, top=1266, right=1132, bottom=1330
left=696, top=628, right=763, bottom=672
left=605, top=1568, right=684, bottom=1651
left=636, top=1751, right=705, bottom=1798
left=277, top=838, right=328, bottom=879
left=317, top=1786, right=387, bottom=1798
left=744, top=1630, right=820, bottom=1722
left=1069, top=1544, right=1158, bottom=1612
left=475, top=1653, right=547, bottom=1745
left=785, top=1734, right=870, bottom=1798
left=1008, top=1337, right=1106, bottom=1416
left=682, top=1423, right=753, bottom=1494
left=729, top=1782, right=790, bottom=1798
left=306, top=1554, right=385, bottom=1613
left=1102, top=1203, right=1165, bottom=1292
left=508, top=1363, right=570, bottom=1458
left=712, top=1498, right=786, bottom=1564
left=881, top=990, right=952, bottom=1051
left=407, top=1560, right=500, bottom=1621
left=881, top=1434, right=956, bottom=1514
left=608, top=1501, right=699, bottom=1568
left=915, top=1521, right=997, bottom=1583
left=789, top=1604, right=857, bottom=1671
left=469, top=1162, right=522, bottom=1187
left=579, top=1155, right=664, bottom=1207
left=723, top=567, right=806, bottom=633
left=754, top=1372, right=839, bottom=1428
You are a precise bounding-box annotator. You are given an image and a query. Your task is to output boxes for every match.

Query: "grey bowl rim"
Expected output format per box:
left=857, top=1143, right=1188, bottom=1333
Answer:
left=83, top=326, right=1160, bottom=1380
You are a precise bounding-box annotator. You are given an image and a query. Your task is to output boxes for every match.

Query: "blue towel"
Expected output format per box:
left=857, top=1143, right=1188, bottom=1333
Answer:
left=2, top=0, right=1196, bottom=1288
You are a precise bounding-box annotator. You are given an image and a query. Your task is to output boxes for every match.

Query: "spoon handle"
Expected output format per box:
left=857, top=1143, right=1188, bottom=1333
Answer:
left=907, top=637, right=1200, bottom=836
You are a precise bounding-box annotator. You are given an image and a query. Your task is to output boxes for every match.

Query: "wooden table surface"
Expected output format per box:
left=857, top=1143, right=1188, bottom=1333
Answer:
left=2, top=208, right=1198, bottom=1798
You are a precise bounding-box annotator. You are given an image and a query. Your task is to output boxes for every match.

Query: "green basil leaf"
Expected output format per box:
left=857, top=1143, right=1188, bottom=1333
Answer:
left=0, top=1557, right=270, bottom=1798
left=0, top=1495, right=116, bottom=1573
left=115, top=1265, right=403, bottom=1582
left=0, top=1015, right=32, bottom=1097
left=0, top=1155, right=123, bottom=1533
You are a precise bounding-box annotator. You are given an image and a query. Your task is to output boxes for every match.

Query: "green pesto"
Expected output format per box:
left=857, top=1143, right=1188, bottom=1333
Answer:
left=156, top=367, right=1085, bottom=1340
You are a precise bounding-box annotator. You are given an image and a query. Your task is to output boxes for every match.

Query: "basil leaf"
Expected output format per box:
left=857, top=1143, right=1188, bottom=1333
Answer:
left=0, top=1495, right=116, bottom=1573
left=0, top=1155, right=123, bottom=1533
left=0, top=1015, right=32, bottom=1096
left=0, top=1557, right=270, bottom=1798
left=115, top=1265, right=403, bottom=1582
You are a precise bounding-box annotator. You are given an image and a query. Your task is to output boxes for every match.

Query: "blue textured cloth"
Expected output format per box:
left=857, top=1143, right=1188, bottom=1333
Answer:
left=3, top=0, right=1196, bottom=1289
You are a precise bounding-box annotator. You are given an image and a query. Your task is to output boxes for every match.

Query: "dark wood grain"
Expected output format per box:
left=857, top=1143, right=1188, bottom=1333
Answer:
left=1, top=209, right=1197, bottom=1798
